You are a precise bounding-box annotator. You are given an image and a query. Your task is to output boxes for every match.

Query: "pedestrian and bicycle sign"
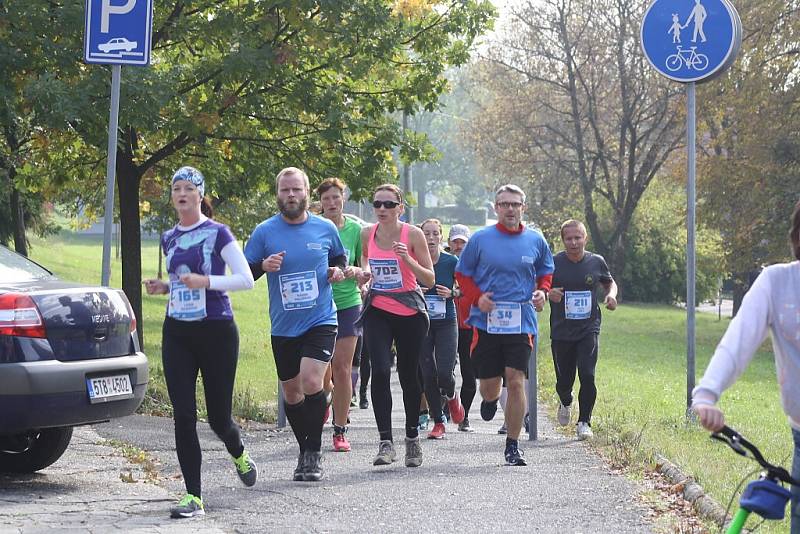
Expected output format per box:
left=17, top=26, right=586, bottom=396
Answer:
left=84, top=0, right=153, bottom=66
left=640, top=0, right=741, bottom=83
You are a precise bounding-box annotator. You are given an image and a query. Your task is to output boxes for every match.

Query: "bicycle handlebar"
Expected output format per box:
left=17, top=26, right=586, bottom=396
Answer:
left=711, top=426, right=800, bottom=486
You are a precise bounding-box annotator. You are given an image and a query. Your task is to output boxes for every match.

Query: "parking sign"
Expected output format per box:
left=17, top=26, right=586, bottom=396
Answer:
left=84, top=0, right=153, bottom=66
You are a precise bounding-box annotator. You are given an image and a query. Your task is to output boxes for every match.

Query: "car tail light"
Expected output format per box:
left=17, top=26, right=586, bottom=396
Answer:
left=0, top=293, right=46, bottom=338
left=116, top=290, right=137, bottom=333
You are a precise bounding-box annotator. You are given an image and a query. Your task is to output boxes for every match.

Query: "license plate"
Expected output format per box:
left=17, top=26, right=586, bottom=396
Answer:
left=86, top=374, right=133, bottom=403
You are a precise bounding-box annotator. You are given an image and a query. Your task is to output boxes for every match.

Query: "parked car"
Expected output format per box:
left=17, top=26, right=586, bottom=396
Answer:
left=0, top=245, right=148, bottom=473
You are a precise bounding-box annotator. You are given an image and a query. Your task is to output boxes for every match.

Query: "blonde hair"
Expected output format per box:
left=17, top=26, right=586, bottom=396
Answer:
left=419, top=218, right=443, bottom=234
left=560, top=219, right=587, bottom=239
left=275, top=167, right=310, bottom=191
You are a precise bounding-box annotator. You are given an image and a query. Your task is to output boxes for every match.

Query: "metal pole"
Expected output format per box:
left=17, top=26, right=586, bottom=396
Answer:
left=277, top=382, right=287, bottom=428
left=101, top=65, right=122, bottom=287
left=686, top=82, right=696, bottom=413
left=527, top=336, right=538, bottom=441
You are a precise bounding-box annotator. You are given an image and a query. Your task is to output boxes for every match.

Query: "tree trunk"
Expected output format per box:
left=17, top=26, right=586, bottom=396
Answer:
left=9, top=169, right=27, bottom=257
left=117, top=161, right=144, bottom=348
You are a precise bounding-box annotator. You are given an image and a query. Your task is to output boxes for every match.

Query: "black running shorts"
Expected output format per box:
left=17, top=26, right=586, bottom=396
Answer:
left=271, top=324, right=337, bottom=381
left=470, top=328, right=533, bottom=379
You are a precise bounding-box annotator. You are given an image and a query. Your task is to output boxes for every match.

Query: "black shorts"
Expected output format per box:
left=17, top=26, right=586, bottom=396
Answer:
left=470, top=328, right=533, bottom=379
left=271, top=324, right=337, bottom=381
left=336, top=305, right=362, bottom=339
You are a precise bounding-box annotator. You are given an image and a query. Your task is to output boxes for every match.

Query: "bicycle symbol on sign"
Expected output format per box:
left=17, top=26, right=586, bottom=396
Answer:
left=666, top=46, right=709, bottom=71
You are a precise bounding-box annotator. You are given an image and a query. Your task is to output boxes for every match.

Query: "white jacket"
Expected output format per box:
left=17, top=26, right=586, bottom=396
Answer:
left=693, top=261, right=800, bottom=430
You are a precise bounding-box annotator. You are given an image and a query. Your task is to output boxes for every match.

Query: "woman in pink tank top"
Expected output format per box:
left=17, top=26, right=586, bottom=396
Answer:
left=356, top=184, right=434, bottom=468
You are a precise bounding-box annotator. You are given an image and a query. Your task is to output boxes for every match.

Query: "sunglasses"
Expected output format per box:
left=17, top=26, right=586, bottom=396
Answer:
left=372, top=200, right=401, bottom=209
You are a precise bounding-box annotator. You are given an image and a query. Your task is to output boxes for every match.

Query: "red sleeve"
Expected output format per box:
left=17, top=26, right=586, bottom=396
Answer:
left=455, top=272, right=482, bottom=306
left=536, top=273, right=553, bottom=293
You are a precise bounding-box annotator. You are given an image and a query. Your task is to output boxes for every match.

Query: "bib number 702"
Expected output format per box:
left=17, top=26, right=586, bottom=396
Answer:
left=375, top=265, right=399, bottom=276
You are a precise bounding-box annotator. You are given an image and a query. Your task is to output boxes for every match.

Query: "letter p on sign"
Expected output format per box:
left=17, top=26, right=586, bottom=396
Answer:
left=101, top=0, right=136, bottom=32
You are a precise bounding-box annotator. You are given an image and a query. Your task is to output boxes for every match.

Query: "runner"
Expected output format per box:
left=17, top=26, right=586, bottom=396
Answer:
left=355, top=184, right=434, bottom=467
left=419, top=218, right=464, bottom=439
left=143, top=166, right=257, bottom=519
left=448, top=224, right=477, bottom=432
left=316, top=178, right=365, bottom=452
left=244, top=167, right=348, bottom=482
left=548, top=219, right=617, bottom=440
left=455, top=184, right=553, bottom=466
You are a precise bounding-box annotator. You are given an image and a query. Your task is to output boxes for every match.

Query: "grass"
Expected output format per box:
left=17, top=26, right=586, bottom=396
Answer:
left=28, top=232, right=793, bottom=532
left=27, top=232, right=279, bottom=422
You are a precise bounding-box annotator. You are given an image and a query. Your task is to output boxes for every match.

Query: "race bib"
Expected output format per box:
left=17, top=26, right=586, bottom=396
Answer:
left=168, top=281, right=207, bottom=321
left=425, top=295, right=446, bottom=319
left=280, top=271, right=320, bottom=310
left=487, top=302, right=522, bottom=334
left=369, top=258, right=402, bottom=290
left=565, top=290, right=592, bottom=320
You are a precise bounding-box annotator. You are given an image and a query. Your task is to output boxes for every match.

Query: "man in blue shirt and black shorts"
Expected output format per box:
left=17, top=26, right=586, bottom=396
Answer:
left=245, top=167, right=348, bottom=482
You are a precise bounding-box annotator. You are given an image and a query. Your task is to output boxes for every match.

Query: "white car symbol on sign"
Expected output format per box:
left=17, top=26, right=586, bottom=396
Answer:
left=98, top=37, right=138, bottom=53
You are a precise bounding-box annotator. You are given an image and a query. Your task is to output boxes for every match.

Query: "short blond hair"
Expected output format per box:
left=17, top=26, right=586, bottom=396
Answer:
left=560, top=219, right=587, bottom=239
left=275, top=167, right=310, bottom=192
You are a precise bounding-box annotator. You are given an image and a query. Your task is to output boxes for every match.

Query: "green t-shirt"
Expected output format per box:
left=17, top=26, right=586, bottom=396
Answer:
left=332, top=216, right=363, bottom=310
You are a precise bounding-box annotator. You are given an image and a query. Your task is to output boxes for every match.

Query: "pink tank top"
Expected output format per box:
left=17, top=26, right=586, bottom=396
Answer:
left=368, top=223, right=418, bottom=316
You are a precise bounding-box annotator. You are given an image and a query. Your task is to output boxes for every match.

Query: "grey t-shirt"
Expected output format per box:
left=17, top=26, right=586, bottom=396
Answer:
left=549, top=251, right=613, bottom=341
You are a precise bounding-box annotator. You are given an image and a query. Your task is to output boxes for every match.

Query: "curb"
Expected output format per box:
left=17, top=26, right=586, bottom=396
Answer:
left=654, top=453, right=731, bottom=528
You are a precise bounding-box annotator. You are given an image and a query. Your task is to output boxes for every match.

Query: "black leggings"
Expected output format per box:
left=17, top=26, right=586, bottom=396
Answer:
left=457, top=328, right=477, bottom=418
left=552, top=333, right=599, bottom=424
left=162, top=317, right=244, bottom=498
left=363, top=307, right=429, bottom=441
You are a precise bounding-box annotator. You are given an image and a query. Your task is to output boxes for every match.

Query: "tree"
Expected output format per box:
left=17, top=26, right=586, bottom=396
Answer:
left=463, top=0, right=685, bottom=282
left=23, top=0, right=494, bottom=345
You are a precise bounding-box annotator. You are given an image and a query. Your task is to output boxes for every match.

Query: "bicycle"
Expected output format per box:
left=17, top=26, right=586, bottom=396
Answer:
left=665, top=46, right=709, bottom=72
left=711, top=425, right=799, bottom=533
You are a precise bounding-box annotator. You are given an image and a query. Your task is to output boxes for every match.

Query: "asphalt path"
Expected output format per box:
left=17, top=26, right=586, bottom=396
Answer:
left=1, top=371, right=654, bottom=533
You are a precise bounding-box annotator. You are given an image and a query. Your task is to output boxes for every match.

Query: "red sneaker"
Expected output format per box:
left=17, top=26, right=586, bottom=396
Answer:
left=447, top=397, right=466, bottom=425
left=427, top=422, right=446, bottom=440
left=332, top=432, right=351, bottom=452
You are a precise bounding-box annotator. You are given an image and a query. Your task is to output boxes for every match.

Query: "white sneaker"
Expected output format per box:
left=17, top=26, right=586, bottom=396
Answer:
left=557, top=403, right=571, bottom=426
left=576, top=422, right=593, bottom=440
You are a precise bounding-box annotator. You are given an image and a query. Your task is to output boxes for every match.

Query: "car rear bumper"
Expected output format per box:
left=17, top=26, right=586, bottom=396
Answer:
left=0, top=353, right=148, bottom=435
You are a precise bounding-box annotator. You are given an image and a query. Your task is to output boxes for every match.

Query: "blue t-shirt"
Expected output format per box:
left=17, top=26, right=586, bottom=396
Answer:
left=421, top=251, right=458, bottom=321
left=455, top=225, right=554, bottom=335
left=244, top=213, right=345, bottom=337
left=162, top=219, right=235, bottom=321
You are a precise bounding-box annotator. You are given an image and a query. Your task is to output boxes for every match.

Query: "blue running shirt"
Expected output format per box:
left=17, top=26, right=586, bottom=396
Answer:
left=244, top=213, right=345, bottom=337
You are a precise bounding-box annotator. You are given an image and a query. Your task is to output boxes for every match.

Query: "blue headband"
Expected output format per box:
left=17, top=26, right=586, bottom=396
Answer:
left=171, top=166, right=205, bottom=197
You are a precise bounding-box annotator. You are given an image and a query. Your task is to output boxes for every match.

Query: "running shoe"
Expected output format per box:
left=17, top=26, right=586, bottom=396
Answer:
left=557, top=402, right=571, bottom=426
left=447, top=396, right=466, bottom=425
left=232, top=449, right=257, bottom=487
left=417, top=412, right=430, bottom=431
left=524, top=412, right=530, bottom=434
left=497, top=422, right=507, bottom=434
left=504, top=441, right=527, bottom=466
left=359, top=394, right=369, bottom=409
left=404, top=436, right=423, bottom=467
left=442, top=396, right=451, bottom=422
left=333, top=430, right=351, bottom=452
left=350, top=394, right=358, bottom=408
left=427, top=422, right=446, bottom=440
left=293, top=452, right=305, bottom=481
left=480, top=399, right=498, bottom=421
left=458, top=417, right=475, bottom=433
left=577, top=422, right=594, bottom=440
left=373, top=440, right=396, bottom=466
left=303, top=451, right=325, bottom=481
left=170, top=494, right=205, bottom=518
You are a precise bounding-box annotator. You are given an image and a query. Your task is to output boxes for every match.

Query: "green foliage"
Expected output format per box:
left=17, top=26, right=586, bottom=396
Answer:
left=621, top=180, right=724, bottom=303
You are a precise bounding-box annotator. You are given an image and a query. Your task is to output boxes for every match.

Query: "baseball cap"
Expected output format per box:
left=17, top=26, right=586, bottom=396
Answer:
left=448, top=224, right=471, bottom=243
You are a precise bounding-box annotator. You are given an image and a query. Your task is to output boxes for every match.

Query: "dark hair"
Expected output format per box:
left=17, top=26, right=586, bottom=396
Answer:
left=316, top=177, right=347, bottom=198
left=201, top=196, right=214, bottom=218
left=791, top=199, right=800, bottom=260
left=374, top=183, right=403, bottom=203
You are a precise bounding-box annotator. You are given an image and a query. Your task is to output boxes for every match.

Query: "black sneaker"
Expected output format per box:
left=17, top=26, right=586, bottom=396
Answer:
left=524, top=413, right=530, bottom=434
left=293, top=452, right=305, bottom=481
left=303, top=451, right=324, bottom=481
left=504, top=441, right=527, bottom=466
left=480, top=399, right=498, bottom=421
left=359, top=394, right=369, bottom=410
left=457, top=417, right=474, bottom=433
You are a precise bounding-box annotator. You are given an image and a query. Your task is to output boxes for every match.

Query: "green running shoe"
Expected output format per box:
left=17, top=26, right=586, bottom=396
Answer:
left=170, top=494, right=204, bottom=519
left=233, top=449, right=257, bottom=487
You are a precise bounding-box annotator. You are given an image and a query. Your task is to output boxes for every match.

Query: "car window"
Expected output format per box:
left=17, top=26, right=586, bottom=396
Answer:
left=0, top=246, right=54, bottom=282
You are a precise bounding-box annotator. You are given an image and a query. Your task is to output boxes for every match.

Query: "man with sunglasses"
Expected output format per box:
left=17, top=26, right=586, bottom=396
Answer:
left=455, top=184, right=553, bottom=466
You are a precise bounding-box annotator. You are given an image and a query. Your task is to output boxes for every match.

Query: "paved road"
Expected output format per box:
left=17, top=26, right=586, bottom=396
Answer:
left=2, top=372, right=654, bottom=533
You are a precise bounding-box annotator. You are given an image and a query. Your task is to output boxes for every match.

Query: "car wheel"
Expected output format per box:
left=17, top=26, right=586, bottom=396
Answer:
left=0, top=427, right=73, bottom=473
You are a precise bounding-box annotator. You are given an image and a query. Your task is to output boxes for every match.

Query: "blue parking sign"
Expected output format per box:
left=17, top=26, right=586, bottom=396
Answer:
left=84, top=0, right=153, bottom=66
left=640, top=0, right=741, bottom=83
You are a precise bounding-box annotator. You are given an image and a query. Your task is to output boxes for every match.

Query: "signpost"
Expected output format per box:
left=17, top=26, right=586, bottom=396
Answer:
left=640, top=0, right=741, bottom=413
left=84, top=0, right=153, bottom=287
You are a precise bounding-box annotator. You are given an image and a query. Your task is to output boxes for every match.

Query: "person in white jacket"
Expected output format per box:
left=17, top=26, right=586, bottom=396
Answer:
left=693, top=199, right=800, bottom=533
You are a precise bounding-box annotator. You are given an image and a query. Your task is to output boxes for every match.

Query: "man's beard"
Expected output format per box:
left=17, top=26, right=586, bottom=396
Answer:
left=278, top=196, right=308, bottom=220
